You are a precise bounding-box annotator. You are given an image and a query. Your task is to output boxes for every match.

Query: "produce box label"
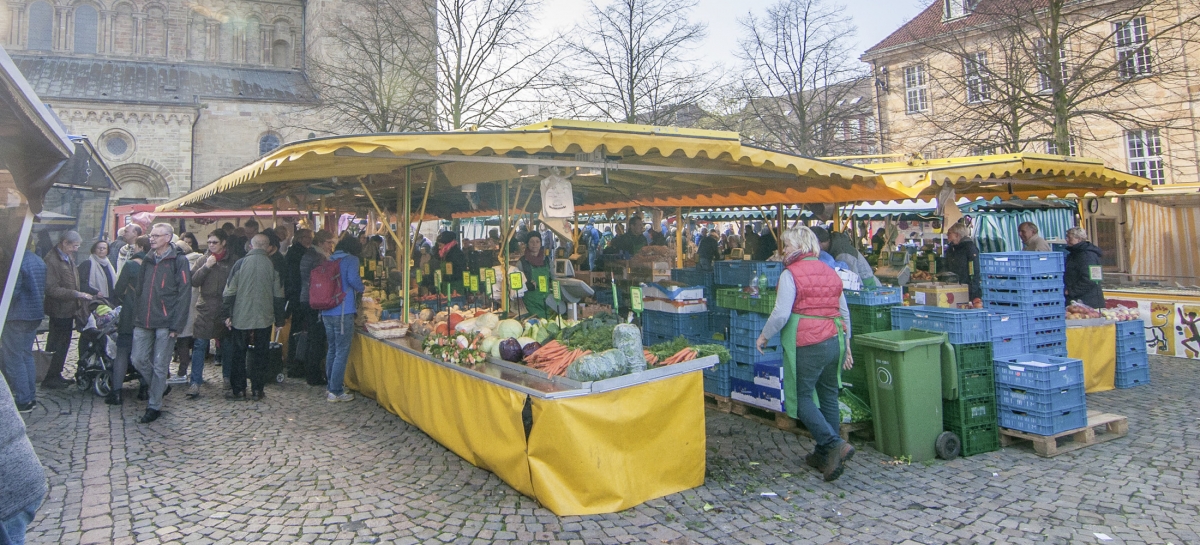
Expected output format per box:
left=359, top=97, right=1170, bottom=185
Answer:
left=630, top=287, right=644, bottom=312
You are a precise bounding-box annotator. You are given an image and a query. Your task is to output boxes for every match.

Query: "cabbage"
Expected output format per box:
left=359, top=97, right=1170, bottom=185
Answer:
left=516, top=336, right=536, bottom=347
left=522, top=342, right=542, bottom=359
left=480, top=336, right=499, bottom=354
left=496, top=319, right=524, bottom=339
left=478, top=313, right=500, bottom=330
left=499, top=338, right=524, bottom=362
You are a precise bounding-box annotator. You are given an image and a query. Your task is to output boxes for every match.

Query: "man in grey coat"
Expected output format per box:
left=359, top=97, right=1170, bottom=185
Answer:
left=131, top=223, right=192, bottom=424
left=223, top=234, right=285, bottom=401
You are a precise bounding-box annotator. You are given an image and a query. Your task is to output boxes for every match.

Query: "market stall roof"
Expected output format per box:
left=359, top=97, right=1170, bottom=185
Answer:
left=0, top=45, right=75, bottom=212
left=844, top=197, right=1077, bottom=220
left=156, top=119, right=879, bottom=216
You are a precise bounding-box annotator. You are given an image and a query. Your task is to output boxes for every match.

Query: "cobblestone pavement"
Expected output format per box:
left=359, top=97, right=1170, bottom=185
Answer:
left=18, top=344, right=1199, bottom=545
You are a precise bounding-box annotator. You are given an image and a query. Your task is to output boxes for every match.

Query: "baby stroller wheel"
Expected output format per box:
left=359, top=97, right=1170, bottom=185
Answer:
left=276, top=372, right=286, bottom=383
left=93, top=371, right=112, bottom=397
left=75, top=373, right=92, bottom=391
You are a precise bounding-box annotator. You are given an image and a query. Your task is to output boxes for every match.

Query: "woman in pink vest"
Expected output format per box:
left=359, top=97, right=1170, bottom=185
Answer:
left=756, top=226, right=855, bottom=482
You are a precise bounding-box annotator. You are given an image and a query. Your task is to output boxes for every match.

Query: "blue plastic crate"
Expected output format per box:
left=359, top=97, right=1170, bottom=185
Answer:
left=984, top=299, right=1065, bottom=322
left=641, top=310, right=709, bottom=338
left=730, top=309, right=771, bottom=330
left=994, top=354, right=1084, bottom=389
left=709, top=308, right=731, bottom=339
left=731, top=343, right=784, bottom=365
left=996, top=382, right=1086, bottom=413
left=1115, top=350, right=1149, bottom=370
left=992, top=332, right=1027, bottom=358
left=981, top=273, right=1064, bottom=291
left=999, top=404, right=1088, bottom=435
left=1025, top=340, right=1068, bottom=357
left=671, top=267, right=715, bottom=287
left=988, top=311, right=1023, bottom=338
left=979, top=252, right=1065, bottom=276
left=703, top=362, right=732, bottom=396
left=731, top=361, right=756, bottom=382
left=1029, top=325, right=1067, bottom=344
left=891, top=306, right=990, bottom=344
left=1115, top=319, right=1145, bottom=338
left=982, top=286, right=1064, bottom=304
left=844, top=287, right=903, bottom=306
left=1116, top=335, right=1148, bottom=355
left=715, top=261, right=784, bottom=288
left=730, top=324, right=780, bottom=348
left=1115, top=366, right=1150, bottom=388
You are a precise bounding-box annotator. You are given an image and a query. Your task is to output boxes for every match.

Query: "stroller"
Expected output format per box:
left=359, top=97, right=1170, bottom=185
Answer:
left=74, top=300, right=139, bottom=397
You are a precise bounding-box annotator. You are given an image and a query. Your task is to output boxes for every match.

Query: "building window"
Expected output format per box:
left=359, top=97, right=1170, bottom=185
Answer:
left=1115, top=17, right=1152, bottom=78
left=964, top=52, right=990, bottom=103
left=1036, top=40, right=1069, bottom=92
left=100, top=130, right=135, bottom=160
left=28, top=2, right=53, bottom=51
left=904, top=65, right=928, bottom=113
left=74, top=5, right=99, bottom=54
left=259, top=133, right=282, bottom=155
left=944, top=0, right=976, bottom=19
left=1045, top=136, right=1076, bottom=156
left=1126, top=129, right=1164, bottom=184
left=970, top=145, right=998, bottom=156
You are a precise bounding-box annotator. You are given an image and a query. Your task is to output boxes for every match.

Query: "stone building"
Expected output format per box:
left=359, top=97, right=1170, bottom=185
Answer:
left=0, top=0, right=422, bottom=202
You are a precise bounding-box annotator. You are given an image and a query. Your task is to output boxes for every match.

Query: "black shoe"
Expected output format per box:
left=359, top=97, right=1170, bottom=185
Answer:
left=105, top=391, right=123, bottom=406
left=137, top=384, right=149, bottom=400
left=138, top=409, right=161, bottom=424
left=41, top=376, right=69, bottom=390
left=16, top=400, right=35, bottom=413
left=250, top=390, right=264, bottom=402
left=163, top=385, right=172, bottom=398
left=225, top=391, right=246, bottom=401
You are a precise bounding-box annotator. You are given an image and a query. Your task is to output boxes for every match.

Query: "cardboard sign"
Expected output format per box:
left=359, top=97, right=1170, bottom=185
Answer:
left=630, top=286, right=644, bottom=313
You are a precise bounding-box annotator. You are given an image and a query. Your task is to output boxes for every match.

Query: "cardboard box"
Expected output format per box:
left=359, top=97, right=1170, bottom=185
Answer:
left=753, top=362, right=783, bottom=390
left=643, top=298, right=707, bottom=314
left=908, top=282, right=971, bottom=308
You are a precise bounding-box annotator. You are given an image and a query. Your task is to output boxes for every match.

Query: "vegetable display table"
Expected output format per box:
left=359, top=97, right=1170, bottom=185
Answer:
left=345, top=332, right=716, bottom=515
left=1066, top=322, right=1116, bottom=393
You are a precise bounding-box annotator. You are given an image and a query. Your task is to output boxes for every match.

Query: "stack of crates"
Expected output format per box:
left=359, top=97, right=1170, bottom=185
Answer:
left=994, top=354, right=1088, bottom=435
left=1115, top=319, right=1150, bottom=388
left=942, top=342, right=1000, bottom=456
left=641, top=310, right=710, bottom=346
left=988, top=310, right=1025, bottom=359
left=845, top=286, right=902, bottom=400
left=669, top=267, right=725, bottom=343
left=980, top=252, right=1068, bottom=357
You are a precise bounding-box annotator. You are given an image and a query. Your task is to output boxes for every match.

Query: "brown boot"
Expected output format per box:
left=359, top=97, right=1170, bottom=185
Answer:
left=820, top=441, right=855, bottom=482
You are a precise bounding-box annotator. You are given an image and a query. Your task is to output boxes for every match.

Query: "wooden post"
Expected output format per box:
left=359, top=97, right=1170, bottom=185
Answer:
left=403, top=169, right=412, bottom=320
left=675, top=206, right=684, bottom=268
left=776, top=203, right=785, bottom=257
left=500, top=179, right=511, bottom=315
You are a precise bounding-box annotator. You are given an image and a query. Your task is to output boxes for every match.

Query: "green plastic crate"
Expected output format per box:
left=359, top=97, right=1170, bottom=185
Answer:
left=714, top=288, right=776, bottom=313
left=946, top=423, right=1000, bottom=457
left=715, top=288, right=744, bottom=311
left=958, top=370, right=995, bottom=399
left=953, top=342, right=993, bottom=374
left=849, top=304, right=895, bottom=335
left=944, top=396, right=997, bottom=429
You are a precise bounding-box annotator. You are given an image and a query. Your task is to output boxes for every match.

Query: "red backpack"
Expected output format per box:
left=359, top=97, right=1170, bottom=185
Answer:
left=309, top=258, right=344, bottom=310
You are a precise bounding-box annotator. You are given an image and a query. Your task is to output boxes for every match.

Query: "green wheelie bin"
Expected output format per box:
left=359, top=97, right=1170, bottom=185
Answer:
left=854, top=330, right=946, bottom=462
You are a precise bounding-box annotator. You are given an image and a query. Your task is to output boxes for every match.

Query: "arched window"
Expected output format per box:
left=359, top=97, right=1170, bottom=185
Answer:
left=74, top=5, right=99, bottom=54
left=259, top=133, right=281, bottom=155
left=271, top=39, right=290, bottom=68
left=28, top=2, right=53, bottom=51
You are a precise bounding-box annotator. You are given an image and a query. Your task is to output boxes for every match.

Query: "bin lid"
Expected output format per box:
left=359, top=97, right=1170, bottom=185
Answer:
left=854, top=329, right=947, bottom=351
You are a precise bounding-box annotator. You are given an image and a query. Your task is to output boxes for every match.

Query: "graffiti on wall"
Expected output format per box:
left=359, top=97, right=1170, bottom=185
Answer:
left=1110, top=298, right=1200, bottom=360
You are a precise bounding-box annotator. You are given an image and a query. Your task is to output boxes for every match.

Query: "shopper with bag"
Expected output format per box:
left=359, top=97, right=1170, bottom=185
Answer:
left=1, top=248, right=47, bottom=412
left=42, top=231, right=92, bottom=389
left=315, top=236, right=364, bottom=403
left=222, top=234, right=285, bottom=402
left=298, top=231, right=335, bottom=385
left=185, top=230, right=234, bottom=398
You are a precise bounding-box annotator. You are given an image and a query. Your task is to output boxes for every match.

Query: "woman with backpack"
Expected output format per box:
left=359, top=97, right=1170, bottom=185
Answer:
left=316, top=236, right=365, bottom=402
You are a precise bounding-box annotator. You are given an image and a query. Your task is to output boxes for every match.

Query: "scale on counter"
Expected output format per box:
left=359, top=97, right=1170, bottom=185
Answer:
left=875, top=250, right=912, bottom=287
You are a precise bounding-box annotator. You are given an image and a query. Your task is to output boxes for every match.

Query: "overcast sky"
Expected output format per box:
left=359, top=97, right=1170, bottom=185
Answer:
left=537, top=0, right=932, bottom=71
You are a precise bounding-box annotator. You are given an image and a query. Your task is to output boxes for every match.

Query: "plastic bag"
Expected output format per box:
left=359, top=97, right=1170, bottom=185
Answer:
left=566, top=349, right=627, bottom=382
left=612, top=323, right=646, bottom=373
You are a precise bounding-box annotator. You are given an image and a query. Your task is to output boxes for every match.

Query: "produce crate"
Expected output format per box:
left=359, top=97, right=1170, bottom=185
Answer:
left=1115, top=366, right=1150, bottom=388
left=671, top=267, right=714, bottom=288
left=714, top=288, right=741, bottom=311
left=844, top=287, right=903, bottom=306
left=991, top=333, right=1027, bottom=359
left=641, top=310, right=709, bottom=339
left=731, top=324, right=780, bottom=348
left=946, top=423, right=1000, bottom=457
left=1116, top=335, right=1148, bottom=355
left=709, top=307, right=731, bottom=339
left=981, top=273, right=1064, bottom=291
left=987, top=311, right=1023, bottom=338
left=1029, top=324, right=1067, bottom=344
left=994, top=354, right=1084, bottom=390
left=958, top=370, right=996, bottom=399
left=715, top=260, right=783, bottom=288
left=704, top=362, right=732, bottom=397
left=713, top=288, right=776, bottom=313
left=1116, top=350, right=1148, bottom=370
left=849, top=304, right=895, bottom=335
left=984, top=300, right=1066, bottom=328
left=730, top=309, right=771, bottom=331
left=1115, top=319, right=1145, bottom=338
left=944, top=397, right=997, bottom=429
left=999, top=404, right=1088, bottom=436
left=1026, top=325, right=1068, bottom=356
left=891, top=306, right=990, bottom=344
left=979, top=252, right=1065, bottom=276
left=642, top=331, right=673, bottom=347
left=953, top=342, right=994, bottom=374
left=996, top=383, right=1086, bottom=413
left=731, top=343, right=784, bottom=365
left=907, top=283, right=971, bottom=308
left=731, top=361, right=756, bottom=382
left=982, top=286, right=1064, bottom=304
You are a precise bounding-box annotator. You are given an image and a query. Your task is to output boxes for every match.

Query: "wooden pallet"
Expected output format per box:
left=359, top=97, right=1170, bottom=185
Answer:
left=703, top=392, right=871, bottom=441
left=999, top=411, right=1128, bottom=457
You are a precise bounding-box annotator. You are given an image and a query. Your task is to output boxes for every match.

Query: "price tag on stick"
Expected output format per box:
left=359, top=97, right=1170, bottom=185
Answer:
left=538, top=276, right=548, bottom=293
left=509, top=272, right=523, bottom=291
left=630, top=286, right=644, bottom=314
left=485, top=268, right=497, bottom=284
left=552, top=280, right=561, bottom=301
left=463, top=271, right=471, bottom=286
left=434, top=270, right=443, bottom=287
left=470, top=275, right=479, bottom=292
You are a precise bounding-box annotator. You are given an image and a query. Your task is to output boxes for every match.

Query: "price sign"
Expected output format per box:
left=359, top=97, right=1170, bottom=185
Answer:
left=538, top=276, right=548, bottom=293
left=630, top=286, right=644, bottom=313
left=434, top=270, right=443, bottom=287
left=470, top=275, right=480, bottom=292
left=415, top=270, right=423, bottom=283
left=552, top=280, right=561, bottom=301
left=463, top=271, right=471, bottom=286
left=444, top=262, right=453, bottom=275
left=1089, top=265, right=1103, bottom=282
left=509, top=271, right=523, bottom=290
left=422, top=262, right=430, bottom=275
left=485, top=268, right=496, bottom=284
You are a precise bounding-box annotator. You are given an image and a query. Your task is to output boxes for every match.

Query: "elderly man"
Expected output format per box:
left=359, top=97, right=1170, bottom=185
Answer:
left=223, top=234, right=285, bottom=401
left=112, top=223, right=142, bottom=273
left=130, top=223, right=192, bottom=423
left=43, top=231, right=92, bottom=389
left=1018, top=222, right=1052, bottom=252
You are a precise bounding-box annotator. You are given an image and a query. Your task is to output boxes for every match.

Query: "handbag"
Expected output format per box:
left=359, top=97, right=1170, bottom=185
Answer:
left=34, top=335, right=52, bottom=383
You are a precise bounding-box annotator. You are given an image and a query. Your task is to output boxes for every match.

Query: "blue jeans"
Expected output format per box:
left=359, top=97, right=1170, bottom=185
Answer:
left=0, top=320, right=40, bottom=406
left=794, top=336, right=843, bottom=453
left=323, top=313, right=355, bottom=396
left=131, top=327, right=173, bottom=411
left=0, top=498, right=39, bottom=545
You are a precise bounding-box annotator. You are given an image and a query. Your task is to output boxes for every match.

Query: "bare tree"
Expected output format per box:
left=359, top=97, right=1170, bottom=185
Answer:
left=908, top=0, right=1200, bottom=161
left=561, top=0, right=714, bottom=125
left=732, top=0, right=870, bottom=156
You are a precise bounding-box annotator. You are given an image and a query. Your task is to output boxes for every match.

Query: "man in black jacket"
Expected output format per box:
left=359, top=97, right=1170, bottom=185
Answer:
left=944, top=222, right=982, bottom=301
left=284, top=229, right=313, bottom=377
left=130, top=224, right=192, bottom=423
left=1064, top=227, right=1105, bottom=308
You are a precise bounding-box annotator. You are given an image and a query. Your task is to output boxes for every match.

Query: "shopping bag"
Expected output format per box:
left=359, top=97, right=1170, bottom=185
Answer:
left=34, top=336, right=52, bottom=382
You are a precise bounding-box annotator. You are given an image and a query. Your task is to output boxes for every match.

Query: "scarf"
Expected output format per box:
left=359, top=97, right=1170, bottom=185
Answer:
left=437, top=240, right=458, bottom=260
left=523, top=245, right=546, bottom=267
left=784, top=249, right=816, bottom=267
left=88, top=254, right=115, bottom=298
left=211, top=249, right=227, bottom=263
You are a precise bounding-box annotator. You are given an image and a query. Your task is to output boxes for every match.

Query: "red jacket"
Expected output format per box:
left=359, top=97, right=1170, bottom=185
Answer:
left=786, top=255, right=843, bottom=347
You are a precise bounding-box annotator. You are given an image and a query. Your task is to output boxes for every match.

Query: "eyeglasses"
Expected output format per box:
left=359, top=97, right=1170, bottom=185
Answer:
left=150, top=234, right=168, bottom=239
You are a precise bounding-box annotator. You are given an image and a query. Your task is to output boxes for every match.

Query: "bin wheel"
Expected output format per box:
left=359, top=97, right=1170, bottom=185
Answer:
left=936, top=431, right=961, bottom=460
left=93, top=371, right=112, bottom=397
left=276, top=372, right=286, bottom=383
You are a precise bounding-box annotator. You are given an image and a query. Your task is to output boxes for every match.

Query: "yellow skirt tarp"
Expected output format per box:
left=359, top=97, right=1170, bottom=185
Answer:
left=345, top=334, right=706, bottom=516
left=1066, top=324, right=1116, bottom=393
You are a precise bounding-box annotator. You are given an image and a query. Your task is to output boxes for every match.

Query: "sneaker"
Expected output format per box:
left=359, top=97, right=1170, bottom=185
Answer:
left=138, top=408, right=161, bottom=424
left=167, top=375, right=188, bottom=385
left=326, top=392, right=338, bottom=402
left=224, top=391, right=246, bottom=401
left=820, top=441, right=855, bottom=482
left=334, top=393, right=354, bottom=403
left=186, top=384, right=200, bottom=398
left=16, top=400, right=35, bottom=413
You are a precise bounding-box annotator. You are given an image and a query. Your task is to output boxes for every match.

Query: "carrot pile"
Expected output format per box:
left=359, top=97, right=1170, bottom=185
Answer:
left=643, top=350, right=659, bottom=366
left=524, top=340, right=591, bottom=377
left=659, top=347, right=699, bottom=366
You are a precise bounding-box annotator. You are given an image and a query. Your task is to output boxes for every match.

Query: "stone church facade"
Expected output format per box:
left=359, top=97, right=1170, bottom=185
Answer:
left=1, top=0, right=324, bottom=202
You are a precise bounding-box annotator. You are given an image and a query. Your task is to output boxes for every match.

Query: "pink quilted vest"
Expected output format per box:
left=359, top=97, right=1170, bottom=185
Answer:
left=786, top=256, right=843, bottom=347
